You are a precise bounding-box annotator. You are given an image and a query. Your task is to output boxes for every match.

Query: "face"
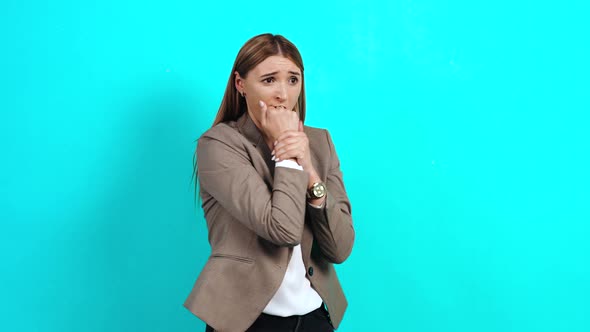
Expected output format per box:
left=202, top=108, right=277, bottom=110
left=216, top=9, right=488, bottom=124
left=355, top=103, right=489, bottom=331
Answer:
left=235, top=55, right=302, bottom=126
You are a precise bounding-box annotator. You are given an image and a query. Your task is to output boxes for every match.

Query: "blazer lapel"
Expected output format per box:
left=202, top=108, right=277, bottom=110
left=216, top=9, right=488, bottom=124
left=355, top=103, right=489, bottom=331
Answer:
left=236, top=112, right=275, bottom=180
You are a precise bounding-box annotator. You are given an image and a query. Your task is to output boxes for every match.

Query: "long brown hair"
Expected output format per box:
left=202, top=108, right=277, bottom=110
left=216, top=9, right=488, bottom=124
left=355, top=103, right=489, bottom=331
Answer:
left=192, top=34, right=306, bottom=204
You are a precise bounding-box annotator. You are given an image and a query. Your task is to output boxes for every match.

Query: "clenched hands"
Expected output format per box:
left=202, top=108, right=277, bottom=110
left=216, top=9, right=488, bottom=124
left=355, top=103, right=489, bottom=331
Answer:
left=259, top=100, right=324, bottom=204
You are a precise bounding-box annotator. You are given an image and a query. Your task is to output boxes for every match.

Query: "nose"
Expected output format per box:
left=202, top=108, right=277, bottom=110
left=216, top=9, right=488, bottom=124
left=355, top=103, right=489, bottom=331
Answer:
left=275, top=82, right=287, bottom=102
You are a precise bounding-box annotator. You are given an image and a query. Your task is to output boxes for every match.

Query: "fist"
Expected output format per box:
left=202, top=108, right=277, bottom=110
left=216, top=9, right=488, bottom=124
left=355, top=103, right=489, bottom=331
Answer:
left=259, top=100, right=299, bottom=142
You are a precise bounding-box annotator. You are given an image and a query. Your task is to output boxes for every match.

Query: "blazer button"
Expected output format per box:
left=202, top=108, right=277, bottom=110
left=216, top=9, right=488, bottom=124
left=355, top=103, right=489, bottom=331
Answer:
left=308, top=266, right=314, bottom=276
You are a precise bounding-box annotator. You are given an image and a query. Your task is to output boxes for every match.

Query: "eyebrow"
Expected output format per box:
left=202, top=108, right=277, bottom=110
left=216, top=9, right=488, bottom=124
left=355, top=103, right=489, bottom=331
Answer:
left=260, top=71, right=301, bottom=78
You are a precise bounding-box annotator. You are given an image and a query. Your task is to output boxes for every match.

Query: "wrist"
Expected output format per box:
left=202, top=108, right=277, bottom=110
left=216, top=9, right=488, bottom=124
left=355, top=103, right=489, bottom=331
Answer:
left=307, top=170, right=321, bottom=187
left=307, top=196, right=326, bottom=207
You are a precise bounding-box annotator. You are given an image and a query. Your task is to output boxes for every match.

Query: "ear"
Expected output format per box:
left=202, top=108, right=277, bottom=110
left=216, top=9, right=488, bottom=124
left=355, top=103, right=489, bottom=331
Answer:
left=235, top=71, right=245, bottom=95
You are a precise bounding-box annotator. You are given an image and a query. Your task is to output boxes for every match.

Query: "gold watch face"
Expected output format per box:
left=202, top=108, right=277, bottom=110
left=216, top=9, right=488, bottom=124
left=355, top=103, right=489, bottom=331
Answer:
left=312, top=183, right=326, bottom=198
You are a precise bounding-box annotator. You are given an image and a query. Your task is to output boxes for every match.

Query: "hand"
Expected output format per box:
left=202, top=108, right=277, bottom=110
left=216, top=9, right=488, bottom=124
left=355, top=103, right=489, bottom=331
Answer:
left=259, top=101, right=299, bottom=142
left=272, top=121, right=315, bottom=172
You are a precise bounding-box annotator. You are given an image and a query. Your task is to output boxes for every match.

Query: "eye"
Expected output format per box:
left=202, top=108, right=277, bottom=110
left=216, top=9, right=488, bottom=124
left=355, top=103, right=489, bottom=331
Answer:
left=289, top=76, right=299, bottom=84
left=262, top=77, right=275, bottom=84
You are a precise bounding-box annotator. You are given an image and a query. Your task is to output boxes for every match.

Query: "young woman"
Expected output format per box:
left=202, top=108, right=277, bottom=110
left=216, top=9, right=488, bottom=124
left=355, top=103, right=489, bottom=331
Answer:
left=185, top=33, right=354, bottom=332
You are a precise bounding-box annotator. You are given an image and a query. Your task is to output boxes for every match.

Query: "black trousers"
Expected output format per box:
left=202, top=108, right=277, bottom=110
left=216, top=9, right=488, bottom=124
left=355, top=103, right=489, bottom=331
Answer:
left=205, top=304, right=334, bottom=332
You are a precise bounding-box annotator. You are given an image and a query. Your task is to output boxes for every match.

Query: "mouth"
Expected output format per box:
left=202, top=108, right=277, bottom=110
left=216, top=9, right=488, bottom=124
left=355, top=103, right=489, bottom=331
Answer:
left=269, top=105, right=287, bottom=109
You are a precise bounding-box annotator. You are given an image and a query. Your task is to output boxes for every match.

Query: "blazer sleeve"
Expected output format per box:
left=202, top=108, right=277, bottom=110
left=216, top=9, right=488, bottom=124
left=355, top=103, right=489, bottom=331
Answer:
left=197, top=132, right=309, bottom=247
left=306, top=130, right=355, bottom=264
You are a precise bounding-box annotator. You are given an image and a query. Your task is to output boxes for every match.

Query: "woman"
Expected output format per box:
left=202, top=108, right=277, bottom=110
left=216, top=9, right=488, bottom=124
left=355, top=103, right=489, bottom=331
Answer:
left=185, top=33, right=355, bottom=332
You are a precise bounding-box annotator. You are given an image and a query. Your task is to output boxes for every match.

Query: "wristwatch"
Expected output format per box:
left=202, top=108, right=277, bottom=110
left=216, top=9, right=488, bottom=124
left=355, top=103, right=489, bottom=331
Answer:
left=306, top=182, right=327, bottom=199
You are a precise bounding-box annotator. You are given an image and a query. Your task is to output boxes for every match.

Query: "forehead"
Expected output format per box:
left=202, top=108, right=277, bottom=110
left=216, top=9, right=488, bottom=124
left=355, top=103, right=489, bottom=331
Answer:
left=251, top=55, right=300, bottom=75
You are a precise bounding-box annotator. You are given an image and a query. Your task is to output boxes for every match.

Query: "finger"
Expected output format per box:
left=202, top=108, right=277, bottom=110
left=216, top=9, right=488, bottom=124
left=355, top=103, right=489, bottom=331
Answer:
left=275, top=146, right=305, bottom=161
left=274, top=138, right=306, bottom=153
left=275, top=130, right=304, bottom=144
left=259, top=100, right=268, bottom=126
left=274, top=131, right=298, bottom=148
left=275, top=133, right=307, bottom=154
left=272, top=137, right=302, bottom=154
left=274, top=133, right=304, bottom=150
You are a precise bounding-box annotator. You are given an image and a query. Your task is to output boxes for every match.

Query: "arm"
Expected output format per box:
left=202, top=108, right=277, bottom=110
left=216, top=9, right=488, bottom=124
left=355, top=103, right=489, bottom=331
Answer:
left=306, top=130, right=355, bottom=264
left=197, top=134, right=309, bottom=247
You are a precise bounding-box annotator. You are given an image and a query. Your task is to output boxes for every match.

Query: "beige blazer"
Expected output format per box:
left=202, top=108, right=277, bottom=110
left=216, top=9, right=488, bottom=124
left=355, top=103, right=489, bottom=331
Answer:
left=184, top=112, right=355, bottom=332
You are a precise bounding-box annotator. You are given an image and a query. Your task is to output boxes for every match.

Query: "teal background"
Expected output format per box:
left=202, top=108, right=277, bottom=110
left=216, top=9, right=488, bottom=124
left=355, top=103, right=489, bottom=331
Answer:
left=1, top=0, right=589, bottom=331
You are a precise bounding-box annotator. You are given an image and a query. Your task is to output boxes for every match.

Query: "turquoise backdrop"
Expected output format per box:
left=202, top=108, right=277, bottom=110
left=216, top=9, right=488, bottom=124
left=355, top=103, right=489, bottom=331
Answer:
left=1, top=0, right=589, bottom=331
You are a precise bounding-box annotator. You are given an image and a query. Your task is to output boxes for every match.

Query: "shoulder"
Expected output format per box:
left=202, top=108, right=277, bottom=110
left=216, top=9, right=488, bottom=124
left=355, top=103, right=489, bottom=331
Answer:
left=303, top=124, right=336, bottom=152
left=303, top=124, right=328, bottom=142
left=200, top=120, right=238, bottom=141
left=198, top=120, right=247, bottom=150
left=196, top=121, right=251, bottom=166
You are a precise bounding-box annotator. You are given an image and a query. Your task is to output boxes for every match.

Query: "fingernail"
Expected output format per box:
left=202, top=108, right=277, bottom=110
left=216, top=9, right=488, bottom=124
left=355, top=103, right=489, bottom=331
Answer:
left=259, top=100, right=264, bottom=107
left=271, top=156, right=275, bottom=161
left=274, top=140, right=278, bottom=146
left=271, top=150, right=275, bottom=155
